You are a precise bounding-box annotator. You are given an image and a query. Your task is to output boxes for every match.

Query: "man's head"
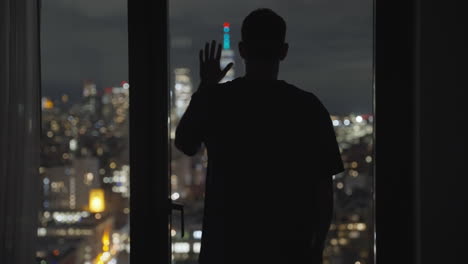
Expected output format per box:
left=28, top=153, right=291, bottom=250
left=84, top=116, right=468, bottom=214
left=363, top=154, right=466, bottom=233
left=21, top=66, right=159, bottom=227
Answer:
left=239, top=8, right=288, bottom=63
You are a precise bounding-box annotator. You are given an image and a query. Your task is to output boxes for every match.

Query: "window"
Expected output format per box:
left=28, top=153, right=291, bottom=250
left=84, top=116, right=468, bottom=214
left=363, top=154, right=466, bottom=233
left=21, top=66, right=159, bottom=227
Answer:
left=37, top=1, right=130, bottom=263
left=168, top=1, right=373, bottom=264
left=36, top=1, right=373, bottom=263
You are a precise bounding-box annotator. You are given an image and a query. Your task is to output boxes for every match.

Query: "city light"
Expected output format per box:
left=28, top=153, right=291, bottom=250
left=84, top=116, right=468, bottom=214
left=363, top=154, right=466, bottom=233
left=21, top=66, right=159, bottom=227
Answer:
left=193, top=242, right=201, bottom=253
left=171, top=192, right=180, bottom=200
left=38, top=228, right=47, bottom=237
left=42, top=97, right=54, bottom=109
left=223, top=22, right=231, bottom=49
left=89, top=189, right=105, bottom=213
left=223, top=33, right=230, bottom=49
left=102, top=230, right=110, bottom=252
left=193, top=230, right=202, bottom=239
left=52, top=212, right=87, bottom=224
left=356, top=223, right=367, bottom=231
left=68, top=138, right=78, bottom=151
left=173, top=242, right=191, bottom=253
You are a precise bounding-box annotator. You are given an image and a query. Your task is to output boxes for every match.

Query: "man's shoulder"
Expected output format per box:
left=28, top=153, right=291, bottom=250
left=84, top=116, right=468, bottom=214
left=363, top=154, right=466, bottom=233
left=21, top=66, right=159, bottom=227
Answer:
left=201, top=79, right=326, bottom=109
left=280, top=81, right=325, bottom=107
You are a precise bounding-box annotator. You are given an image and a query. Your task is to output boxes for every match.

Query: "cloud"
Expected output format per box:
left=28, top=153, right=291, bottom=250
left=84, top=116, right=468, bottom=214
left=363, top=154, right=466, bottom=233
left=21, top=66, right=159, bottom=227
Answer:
left=55, top=0, right=127, bottom=18
left=169, top=0, right=373, bottom=114
left=41, top=0, right=373, bottom=114
left=41, top=0, right=128, bottom=99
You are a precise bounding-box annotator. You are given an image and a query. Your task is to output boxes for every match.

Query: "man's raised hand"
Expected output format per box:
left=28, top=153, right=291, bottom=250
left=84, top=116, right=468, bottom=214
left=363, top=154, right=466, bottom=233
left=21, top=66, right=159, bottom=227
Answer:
left=199, top=40, right=234, bottom=86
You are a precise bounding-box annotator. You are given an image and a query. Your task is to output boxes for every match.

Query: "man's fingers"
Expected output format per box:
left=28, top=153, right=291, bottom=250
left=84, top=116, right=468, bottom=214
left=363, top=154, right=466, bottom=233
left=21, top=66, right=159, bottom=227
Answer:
left=220, top=62, right=234, bottom=77
left=199, top=49, right=204, bottom=74
left=209, top=40, right=216, bottom=60
left=204, top=42, right=209, bottom=62
left=215, top=43, right=222, bottom=61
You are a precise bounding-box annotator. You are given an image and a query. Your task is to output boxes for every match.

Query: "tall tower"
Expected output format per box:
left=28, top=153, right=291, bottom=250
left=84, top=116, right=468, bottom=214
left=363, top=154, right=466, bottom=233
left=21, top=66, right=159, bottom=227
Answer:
left=220, top=22, right=235, bottom=83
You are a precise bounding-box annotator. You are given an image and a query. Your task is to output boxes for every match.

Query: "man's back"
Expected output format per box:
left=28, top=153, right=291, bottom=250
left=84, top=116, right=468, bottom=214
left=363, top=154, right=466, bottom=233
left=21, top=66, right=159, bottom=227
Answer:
left=176, top=77, right=344, bottom=263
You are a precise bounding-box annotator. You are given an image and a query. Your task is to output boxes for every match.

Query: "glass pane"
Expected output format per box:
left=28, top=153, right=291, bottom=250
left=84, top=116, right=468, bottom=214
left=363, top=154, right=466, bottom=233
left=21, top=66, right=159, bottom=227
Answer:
left=169, top=1, right=373, bottom=264
left=37, top=1, right=130, bottom=263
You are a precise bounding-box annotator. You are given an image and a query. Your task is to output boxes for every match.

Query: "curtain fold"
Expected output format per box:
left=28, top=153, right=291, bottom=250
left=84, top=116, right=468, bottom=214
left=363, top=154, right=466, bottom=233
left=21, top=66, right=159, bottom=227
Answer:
left=0, top=0, right=41, bottom=262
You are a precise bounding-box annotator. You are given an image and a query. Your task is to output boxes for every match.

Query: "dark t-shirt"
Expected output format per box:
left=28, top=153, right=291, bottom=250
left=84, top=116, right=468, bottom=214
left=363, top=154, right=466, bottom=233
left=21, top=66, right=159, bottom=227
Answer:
left=175, top=77, right=344, bottom=264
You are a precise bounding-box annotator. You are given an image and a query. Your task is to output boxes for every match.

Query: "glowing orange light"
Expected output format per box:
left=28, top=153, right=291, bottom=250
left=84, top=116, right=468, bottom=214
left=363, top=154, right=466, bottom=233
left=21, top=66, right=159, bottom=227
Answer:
left=102, top=230, right=110, bottom=252
left=43, top=99, right=54, bottom=109
left=89, top=189, right=105, bottom=213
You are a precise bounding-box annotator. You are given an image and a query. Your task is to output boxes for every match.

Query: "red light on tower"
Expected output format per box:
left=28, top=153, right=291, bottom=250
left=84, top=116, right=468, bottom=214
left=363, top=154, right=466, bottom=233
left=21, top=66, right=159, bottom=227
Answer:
left=120, top=81, right=130, bottom=89
left=223, top=22, right=230, bottom=28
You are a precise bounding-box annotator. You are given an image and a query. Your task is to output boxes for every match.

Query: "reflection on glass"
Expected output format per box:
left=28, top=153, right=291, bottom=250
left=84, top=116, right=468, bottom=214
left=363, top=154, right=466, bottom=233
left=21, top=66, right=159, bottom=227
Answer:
left=169, top=2, right=373, bottom=264
left=37, top=1, right=130, bottom=263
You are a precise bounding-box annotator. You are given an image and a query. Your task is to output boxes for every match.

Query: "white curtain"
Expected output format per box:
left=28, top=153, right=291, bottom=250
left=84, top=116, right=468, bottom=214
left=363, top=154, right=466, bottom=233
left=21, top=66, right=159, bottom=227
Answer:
left=0, top=0, right=41, bottom=262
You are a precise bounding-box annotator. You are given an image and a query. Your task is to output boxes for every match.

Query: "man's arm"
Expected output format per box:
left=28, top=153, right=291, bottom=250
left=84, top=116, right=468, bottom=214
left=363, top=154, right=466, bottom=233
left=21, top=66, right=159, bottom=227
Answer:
left=175, top=40, right=233, bottom=156
left=308, top=95, right=342, bottom=263
left=310, top=174, right=334, bottom=262
left=174, top=89, right=206, bottom=156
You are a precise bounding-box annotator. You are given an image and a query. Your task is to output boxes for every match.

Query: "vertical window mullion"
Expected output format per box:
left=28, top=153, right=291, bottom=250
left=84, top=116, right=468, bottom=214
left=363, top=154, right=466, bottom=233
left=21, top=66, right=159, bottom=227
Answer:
left=129, top=1, right=170, bottom=263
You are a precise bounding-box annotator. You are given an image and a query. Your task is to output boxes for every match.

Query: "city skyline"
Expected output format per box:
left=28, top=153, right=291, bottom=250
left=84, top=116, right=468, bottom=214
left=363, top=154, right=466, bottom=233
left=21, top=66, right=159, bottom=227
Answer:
left=38, top=78, right=373, bottom=264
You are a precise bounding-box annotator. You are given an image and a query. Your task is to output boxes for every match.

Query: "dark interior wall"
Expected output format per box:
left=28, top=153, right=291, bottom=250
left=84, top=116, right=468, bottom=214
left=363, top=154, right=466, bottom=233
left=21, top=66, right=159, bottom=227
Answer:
left=376, top=0, right=466, bottom=263
left=418, top=1, right=466, bottom=263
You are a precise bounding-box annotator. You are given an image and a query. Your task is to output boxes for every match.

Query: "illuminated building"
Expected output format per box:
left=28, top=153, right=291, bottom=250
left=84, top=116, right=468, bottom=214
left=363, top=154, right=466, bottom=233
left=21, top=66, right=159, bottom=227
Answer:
left=41, top=158, right=100, bottom=211
left=82, top=80, right=98, bottom=116
left=173, top=68, right=193, bottom=120
left=101, top=81, right=130, bottom=138
left=220, top=22, right=235, bottom=83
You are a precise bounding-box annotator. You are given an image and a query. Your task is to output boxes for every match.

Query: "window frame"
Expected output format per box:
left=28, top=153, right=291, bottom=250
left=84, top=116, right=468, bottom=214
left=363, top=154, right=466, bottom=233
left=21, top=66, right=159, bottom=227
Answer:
left=374, top=0, right=419, bottom=263
left=128, top=1, right=171, bottom=263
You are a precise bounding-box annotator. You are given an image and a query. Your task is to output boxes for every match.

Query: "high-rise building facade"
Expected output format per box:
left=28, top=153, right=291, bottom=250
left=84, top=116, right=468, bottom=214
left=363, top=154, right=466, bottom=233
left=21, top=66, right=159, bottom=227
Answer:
left=174, top=68, right=193, bottom=120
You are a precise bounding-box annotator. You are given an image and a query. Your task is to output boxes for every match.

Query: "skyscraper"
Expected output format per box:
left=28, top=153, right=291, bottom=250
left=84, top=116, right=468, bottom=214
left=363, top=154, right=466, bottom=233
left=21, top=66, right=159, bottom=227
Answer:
left=220, top=22, right=235, bottom=83
left=82, top=80, right=98, bottom=118
left=173, top=68, right=193, bottom=120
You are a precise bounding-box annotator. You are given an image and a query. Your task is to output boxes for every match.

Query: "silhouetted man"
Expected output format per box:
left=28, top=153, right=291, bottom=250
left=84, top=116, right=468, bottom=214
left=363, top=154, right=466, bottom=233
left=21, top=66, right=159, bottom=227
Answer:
left=175, top=8, right=344, bottom=264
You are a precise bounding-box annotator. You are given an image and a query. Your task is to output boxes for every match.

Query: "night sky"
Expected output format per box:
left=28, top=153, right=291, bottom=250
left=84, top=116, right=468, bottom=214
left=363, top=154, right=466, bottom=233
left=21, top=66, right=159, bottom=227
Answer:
left=41, top=0, right=373, bottom=115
